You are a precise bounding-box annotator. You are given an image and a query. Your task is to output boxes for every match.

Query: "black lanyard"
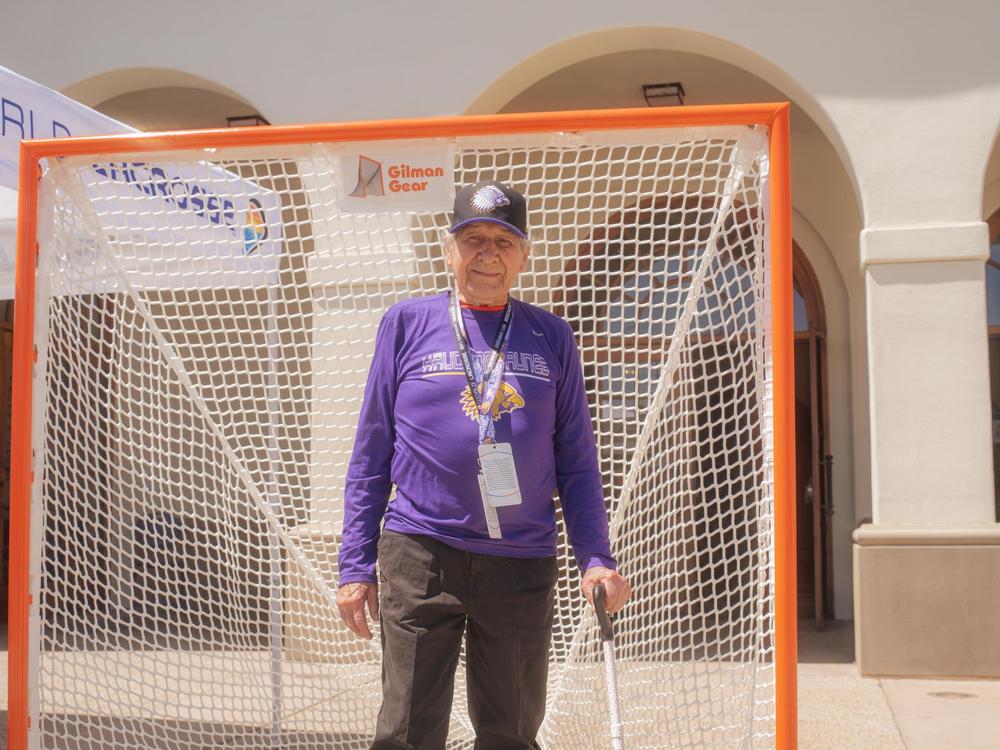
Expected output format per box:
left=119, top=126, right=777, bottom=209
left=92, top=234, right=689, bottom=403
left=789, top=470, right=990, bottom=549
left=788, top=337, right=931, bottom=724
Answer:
left=447, top=290, right=513, bottom=412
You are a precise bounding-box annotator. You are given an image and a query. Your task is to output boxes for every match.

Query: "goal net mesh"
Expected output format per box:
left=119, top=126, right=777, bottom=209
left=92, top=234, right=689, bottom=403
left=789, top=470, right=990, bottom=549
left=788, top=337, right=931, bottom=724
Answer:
left=29, top=124, right=775, bottom=749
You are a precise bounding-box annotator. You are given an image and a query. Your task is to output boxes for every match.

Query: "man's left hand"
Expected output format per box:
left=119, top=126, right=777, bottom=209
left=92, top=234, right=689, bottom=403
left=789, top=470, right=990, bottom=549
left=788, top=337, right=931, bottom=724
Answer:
left=581, top=566, right=631, bottom=613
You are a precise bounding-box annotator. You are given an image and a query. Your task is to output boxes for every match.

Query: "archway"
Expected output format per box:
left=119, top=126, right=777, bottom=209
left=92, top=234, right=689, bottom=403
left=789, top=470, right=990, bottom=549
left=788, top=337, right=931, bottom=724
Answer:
left=93, top=86, right=258, bottom=131
left=468, top=32, right=863, bottom=621
left=467, top=28, right=861, bottom=212
left=62, top=67, right=265, bottom=129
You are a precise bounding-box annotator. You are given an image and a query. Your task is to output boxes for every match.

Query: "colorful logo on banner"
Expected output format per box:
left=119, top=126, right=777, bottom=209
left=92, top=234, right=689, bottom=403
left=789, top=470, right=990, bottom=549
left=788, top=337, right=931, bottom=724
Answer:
left=243, top=197, right=269, bottom=255
left=337, top=145, right=454, bottom=213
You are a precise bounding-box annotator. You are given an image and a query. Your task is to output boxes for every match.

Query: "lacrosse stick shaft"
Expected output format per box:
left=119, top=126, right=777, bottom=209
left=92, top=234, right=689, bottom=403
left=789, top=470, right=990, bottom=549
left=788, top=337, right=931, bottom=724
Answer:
left=594, top=583, right=625, bottom=750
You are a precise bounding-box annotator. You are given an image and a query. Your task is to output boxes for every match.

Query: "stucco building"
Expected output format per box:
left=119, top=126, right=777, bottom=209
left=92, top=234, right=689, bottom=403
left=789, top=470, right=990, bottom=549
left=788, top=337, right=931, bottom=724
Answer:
left=2, top=0, right=999, bottom=680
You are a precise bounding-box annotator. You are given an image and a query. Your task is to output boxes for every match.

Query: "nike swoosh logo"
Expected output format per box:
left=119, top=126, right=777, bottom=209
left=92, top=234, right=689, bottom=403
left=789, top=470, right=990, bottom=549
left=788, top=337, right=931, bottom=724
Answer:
left=532, top=330, right=544, bottom=336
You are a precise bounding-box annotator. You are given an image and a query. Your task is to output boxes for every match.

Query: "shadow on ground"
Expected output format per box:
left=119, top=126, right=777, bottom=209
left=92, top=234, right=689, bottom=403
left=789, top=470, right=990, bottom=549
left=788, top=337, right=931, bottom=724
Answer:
left=798, top=618, right=854, bottom=664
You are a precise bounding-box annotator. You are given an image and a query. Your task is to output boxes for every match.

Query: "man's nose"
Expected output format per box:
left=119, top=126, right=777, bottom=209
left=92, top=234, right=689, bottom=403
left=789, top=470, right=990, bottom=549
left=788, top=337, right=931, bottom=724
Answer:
left=476, top=240, right=503, bottom=257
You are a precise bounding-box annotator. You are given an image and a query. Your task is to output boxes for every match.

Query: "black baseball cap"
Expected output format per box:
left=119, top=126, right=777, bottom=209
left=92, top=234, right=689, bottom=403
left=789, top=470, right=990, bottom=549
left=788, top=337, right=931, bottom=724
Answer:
left=449, top=180, right=527, bottom=239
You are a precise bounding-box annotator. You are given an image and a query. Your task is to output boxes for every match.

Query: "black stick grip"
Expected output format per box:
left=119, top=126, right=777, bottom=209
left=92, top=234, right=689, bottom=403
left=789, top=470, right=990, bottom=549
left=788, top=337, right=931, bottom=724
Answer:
left=593, top=582, right=614, bottom=642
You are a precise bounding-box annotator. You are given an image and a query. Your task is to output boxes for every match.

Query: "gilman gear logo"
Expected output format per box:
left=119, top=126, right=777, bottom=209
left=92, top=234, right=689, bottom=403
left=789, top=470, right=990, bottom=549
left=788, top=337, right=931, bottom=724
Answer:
left=460, top=382, right=525, bottom=423
left=338, top=147, right=454, bottom=213
left=349, top=154, right=446, bottom=197
left=349, top=155, right=385, bottom=198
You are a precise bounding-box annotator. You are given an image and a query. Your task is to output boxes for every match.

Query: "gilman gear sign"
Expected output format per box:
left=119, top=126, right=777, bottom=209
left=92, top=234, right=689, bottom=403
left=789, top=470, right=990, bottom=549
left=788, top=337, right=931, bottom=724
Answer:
left=336, top=142, right=455, bottom=212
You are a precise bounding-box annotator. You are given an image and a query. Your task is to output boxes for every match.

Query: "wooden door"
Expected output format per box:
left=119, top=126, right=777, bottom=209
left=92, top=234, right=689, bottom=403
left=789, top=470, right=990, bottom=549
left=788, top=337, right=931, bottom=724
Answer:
left=0, top=301, right=14, bottom=625
left=792, top=248, right=833, bottom=625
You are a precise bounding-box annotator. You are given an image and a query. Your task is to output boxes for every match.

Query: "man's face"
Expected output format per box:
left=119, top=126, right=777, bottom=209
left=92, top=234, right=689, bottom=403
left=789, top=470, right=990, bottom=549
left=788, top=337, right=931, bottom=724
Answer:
left=445, top=222, right=529, bottom=304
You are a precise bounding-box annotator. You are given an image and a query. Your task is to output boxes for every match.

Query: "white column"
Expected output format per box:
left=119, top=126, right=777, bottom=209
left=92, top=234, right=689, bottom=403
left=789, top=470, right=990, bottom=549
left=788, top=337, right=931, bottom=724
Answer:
left=862, top=222, right=994, bottom=525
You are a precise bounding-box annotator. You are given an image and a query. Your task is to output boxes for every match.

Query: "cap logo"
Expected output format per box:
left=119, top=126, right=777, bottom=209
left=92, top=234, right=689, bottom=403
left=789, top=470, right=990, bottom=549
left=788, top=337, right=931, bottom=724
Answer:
left=470, top=185, right=510, bottom=214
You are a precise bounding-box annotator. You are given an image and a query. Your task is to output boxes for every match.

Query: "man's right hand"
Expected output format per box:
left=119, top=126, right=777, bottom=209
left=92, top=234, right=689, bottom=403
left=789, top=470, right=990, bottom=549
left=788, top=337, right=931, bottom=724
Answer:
left=336, top=581, right=379, bottom=639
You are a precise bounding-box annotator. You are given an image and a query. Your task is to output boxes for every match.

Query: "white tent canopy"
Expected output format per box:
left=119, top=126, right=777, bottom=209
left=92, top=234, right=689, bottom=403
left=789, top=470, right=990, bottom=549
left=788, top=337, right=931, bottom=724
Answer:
left=1, top=65, right=138, bottom=298
left=1, top=65, right=282, bottom=299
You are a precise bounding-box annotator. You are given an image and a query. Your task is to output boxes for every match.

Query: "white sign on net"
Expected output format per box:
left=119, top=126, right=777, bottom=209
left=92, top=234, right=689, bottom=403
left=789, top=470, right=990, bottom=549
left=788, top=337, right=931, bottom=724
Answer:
left=333, top=141, right=455, bottom=213
left=3, top=65, right=284, bottom=294
left=72, top=158, right=284, bottom=291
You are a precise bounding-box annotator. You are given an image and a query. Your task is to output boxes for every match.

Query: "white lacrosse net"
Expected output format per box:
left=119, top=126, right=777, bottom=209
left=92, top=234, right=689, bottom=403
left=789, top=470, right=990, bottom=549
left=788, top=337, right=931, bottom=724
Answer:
left=30, top=125, right=775, bottom=749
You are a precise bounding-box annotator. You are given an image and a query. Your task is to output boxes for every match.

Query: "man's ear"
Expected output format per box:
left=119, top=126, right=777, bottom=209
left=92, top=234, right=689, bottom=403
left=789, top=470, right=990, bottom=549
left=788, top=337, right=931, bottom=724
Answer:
left=443, top=234, right=457, bottom=271
left=519, top=241, right=531, bottom=272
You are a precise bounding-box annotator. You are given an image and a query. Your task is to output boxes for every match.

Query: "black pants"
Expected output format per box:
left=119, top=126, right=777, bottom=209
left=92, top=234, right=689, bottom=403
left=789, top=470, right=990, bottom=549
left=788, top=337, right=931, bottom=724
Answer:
left=371, top=530, right=558, bottom=750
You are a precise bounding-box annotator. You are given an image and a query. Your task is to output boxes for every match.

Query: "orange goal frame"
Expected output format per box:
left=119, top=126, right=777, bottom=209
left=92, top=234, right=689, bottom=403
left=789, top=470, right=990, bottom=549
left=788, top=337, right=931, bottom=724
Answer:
left=10, top=103, right=796, bottom=750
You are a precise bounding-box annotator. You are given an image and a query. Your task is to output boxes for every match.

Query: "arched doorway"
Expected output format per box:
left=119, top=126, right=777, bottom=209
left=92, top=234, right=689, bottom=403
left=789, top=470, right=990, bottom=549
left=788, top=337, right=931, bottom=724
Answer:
left=793, top=247, right=832, bottom=624
left=92, top=86, right=259, bottom=131
left=554, top=194, right=834, bottom=629
left=551, top=187, right=780, bottom=658
left=472, top=33, right=864, bottom=620
left=984, top=208, right=1000, bottom=521
left=985, top=116, right=1000, bottom=522
left=62, top=68, right=266, bottom=130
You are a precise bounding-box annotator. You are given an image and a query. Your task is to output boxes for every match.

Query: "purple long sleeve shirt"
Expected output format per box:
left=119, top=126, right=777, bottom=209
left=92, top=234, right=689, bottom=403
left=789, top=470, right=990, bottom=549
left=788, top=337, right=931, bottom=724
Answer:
left=337, top=292, right=616, bottom=584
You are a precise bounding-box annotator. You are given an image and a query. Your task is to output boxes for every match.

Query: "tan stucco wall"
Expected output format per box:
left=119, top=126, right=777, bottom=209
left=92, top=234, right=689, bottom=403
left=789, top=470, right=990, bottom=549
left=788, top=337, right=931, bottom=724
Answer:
left=863, top=226, right=994, bottom=525
left=854, top=525, right=1000, bottom=677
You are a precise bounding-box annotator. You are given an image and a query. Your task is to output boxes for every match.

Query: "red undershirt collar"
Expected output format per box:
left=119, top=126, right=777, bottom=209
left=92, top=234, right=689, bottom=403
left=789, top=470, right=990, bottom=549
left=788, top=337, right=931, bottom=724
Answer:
left=459, top=302, right=507, bottom=311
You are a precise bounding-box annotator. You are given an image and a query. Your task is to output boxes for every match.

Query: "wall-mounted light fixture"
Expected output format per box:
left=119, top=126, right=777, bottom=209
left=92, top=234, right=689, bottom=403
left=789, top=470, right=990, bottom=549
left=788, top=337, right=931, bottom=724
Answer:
left=226, top=114, right=271, bottom=128
left=642, top=82, right=685, bottom=107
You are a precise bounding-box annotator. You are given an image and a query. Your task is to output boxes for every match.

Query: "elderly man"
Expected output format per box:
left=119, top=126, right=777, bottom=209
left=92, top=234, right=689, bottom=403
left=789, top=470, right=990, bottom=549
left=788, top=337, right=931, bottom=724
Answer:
left=337, top=180, right=631, bottom=750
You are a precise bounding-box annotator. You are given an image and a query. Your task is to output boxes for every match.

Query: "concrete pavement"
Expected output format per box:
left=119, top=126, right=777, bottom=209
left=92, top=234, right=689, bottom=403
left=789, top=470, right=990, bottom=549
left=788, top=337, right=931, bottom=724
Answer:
left=799, top=619, right=1000, bottom=750
left=1, top=621, right=998, bottom=748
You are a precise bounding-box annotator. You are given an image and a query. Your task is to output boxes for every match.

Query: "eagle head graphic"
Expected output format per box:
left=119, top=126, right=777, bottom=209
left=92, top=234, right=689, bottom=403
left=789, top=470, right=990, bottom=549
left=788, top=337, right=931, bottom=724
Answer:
left=460, top=381, right=525, bottom=422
